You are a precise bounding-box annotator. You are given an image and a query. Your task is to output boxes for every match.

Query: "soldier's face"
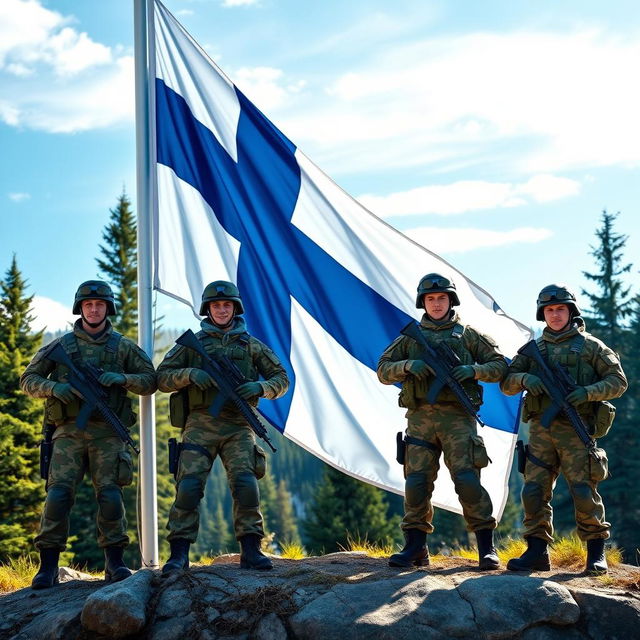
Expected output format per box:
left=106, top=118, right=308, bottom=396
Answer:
left=423, top=293, right=450, bottom=320
left=208, top=300, right=235, bottom=325
left=81, top=299, right=108, bottom=324
left=543, top=303, right=570, bottom=331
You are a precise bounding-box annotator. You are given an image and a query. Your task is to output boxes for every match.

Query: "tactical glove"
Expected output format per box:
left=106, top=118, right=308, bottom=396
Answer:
left=99, top=372, right=127, bottom=387
left=189, top=368, right=216, bottom=390
left=236, top=381, right=264, bottom=400
left=451, top=365, right=475, bottom=382
left=523, top=374, right=547, bottom=396
left=566, top=387, right=588, bottom=407
left=52, top=382, right=78, bottom=404
left=407, top=360, right=434, bottom=380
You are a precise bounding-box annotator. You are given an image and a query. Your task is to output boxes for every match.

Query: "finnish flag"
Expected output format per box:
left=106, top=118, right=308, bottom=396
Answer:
left=152, top=0, right=530, bottom=518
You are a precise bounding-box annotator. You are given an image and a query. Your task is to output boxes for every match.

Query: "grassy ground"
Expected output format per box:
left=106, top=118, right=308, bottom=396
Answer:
left=1, top=535, right=630, bottom=593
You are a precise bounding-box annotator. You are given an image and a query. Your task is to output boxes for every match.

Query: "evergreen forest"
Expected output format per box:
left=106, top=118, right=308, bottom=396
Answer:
left=0, top=196, right=638, bottom=569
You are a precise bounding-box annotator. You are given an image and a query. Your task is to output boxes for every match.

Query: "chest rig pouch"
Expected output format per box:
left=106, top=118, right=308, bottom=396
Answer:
left=45, top=332, right=133, bottom=427
left=399, top=324, right=482, bottom=409
left=170, top=331, right=256, bottom=427
left=523, top=334, right=597, bottom=425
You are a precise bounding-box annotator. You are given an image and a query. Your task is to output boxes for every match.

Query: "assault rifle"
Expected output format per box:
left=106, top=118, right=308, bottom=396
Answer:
left=175, top=329, right=278, bottom=453
left=518, top=340, right=599, bottom=458
left=400, top=321, right=485, bottom=427
left=45, top=343, right=139, bottom=455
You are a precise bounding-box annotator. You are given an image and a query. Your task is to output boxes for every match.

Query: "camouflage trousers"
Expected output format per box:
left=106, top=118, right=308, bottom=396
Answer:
left=35, top=422, right=133, bottom=551
left=402, top=403, right=496, bottom=534
left=167, top=410, right=266, bottom=543
left=522, top=418, right=610, bottom=544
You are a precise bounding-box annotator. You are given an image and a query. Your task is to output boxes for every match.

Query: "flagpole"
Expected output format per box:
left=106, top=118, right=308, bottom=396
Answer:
left=134, top=0, right=159, bottom=568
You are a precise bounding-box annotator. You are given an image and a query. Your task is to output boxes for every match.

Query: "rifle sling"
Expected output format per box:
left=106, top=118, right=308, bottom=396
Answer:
left=404, top=435, right=439, bottom=453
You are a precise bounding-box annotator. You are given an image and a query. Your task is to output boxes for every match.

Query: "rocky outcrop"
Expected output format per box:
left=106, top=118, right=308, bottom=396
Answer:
left=1, top=552, right=638, bottom=639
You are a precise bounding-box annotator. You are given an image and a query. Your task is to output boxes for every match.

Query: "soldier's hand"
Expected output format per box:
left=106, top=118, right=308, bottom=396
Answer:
left=566, top=387, right=588, bottom=407
left=407, top=360, right=433, bottom=380
left=189, top=368, right=216, bottom=390
left=52, top=382, right=77, bottom=404
left=99, top=372, right=127, bottom=387
left=451, top=365, right=475, bottom=382
left=523, top=374, right=547, bottom=396
left=236, top=381, right=263, bottom=400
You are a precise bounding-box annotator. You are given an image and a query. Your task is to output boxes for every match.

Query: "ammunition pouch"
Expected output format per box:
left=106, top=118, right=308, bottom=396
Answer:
left=116, top=450, right=134, bottom=486
left=169, top=389, right=190, bottom=429
left=45, top=387, right=134, bottom=427
left=39, top=424, right=56, bottom=481
left=591, top=401, right=615, bottom=439
left=400, top=376, right=482, bottom=409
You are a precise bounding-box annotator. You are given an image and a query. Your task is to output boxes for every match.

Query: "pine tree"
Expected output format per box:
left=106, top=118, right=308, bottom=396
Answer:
left=0, top=256, right=45, bottom=560
left=303, top=465, right=401, bottom=553
left=274, top=478, right=301, bottom=546
left=96, top=190, right=138, bottom=340
left=580, top=211, right=637, bottom=561
left=581, top=210, right=633, bottom=351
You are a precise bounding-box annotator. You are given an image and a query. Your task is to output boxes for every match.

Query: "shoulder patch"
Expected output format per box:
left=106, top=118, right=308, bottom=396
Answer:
left=164, top=344, right=183, bottom=360
left=603, top=352, right=619, bottom=365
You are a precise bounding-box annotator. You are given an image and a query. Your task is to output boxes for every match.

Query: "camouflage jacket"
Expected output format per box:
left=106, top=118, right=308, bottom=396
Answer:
left=20, top=319, right=156, bottom=426
left=377, top=312, right=507, bottom=409
left=157, top=317, right=289, bottom=419
left=500, top=318, right=627, bottom=419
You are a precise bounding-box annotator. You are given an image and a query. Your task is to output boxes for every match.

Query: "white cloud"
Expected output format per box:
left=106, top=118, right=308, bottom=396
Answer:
left=30, top=296, right=73, bottom=333
left=8, top=192, right=30, bottom=202
left=280, top=29, right=640, bottom=175
left=358, top=174, right=580, bottom=217
left=404, top=226, right=553, bottom=254
left=234, top=66, right=305, bottom=111
left=0, top=0, right=133, bottom=133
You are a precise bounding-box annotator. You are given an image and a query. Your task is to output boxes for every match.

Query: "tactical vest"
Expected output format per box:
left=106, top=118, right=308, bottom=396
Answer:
left=44, top=331, right=135, bottom=427
left=186, top=330, right=257, bottom=413
left=398, top=323, right=483, bottom=409
left=522, top=334, right=596, bottom=421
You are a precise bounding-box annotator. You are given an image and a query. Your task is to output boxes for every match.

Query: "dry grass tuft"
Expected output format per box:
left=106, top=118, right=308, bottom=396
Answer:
left=280, top=541, right=307, bottom=559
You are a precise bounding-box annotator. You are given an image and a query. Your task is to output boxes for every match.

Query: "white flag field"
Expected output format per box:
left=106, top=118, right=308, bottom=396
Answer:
left=151, top=0, right=530, bottom=518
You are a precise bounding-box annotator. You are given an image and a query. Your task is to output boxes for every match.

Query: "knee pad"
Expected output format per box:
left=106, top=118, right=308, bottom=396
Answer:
left=175, top=475, right=204, bottom=511
left=405, top=472, right=427, bottom=508
left=522, top=481, right=544, bottom=513
left=454, top=469, right=482, bottom=504
left=44, top=484, right=74, bottom=521
left=232, top=472, right=259, bottom=508
left=570, top=482, right=594, bottom=513
left=97, top=484, right=124, bottom=521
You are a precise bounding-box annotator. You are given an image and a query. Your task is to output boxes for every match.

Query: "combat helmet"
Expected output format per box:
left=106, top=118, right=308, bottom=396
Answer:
left=200, top=281, right=244, bottom=315
left=72, top=280, right=117, bottom=315
left=536, top=284, right=580, bottom=320
left=415, top=273, right=460, bottom=308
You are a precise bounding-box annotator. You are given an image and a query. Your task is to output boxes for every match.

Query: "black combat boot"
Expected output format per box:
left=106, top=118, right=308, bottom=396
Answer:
left=162, top=538, right=191, bottom=574
left=31, top=548, right=61, bottom=590
left=506, top=536, right=550, bottom=571
left=104, top=546, right=132, bottom=583
left=388, top=529, right=429, bottom=567
left=475, top=529, right=500, bottom=570
left=585, top=539, right=608, bottom=574
left=239, top=534, right=273, bottom=570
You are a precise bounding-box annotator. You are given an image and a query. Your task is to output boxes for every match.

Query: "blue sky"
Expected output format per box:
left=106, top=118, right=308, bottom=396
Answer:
left=1, top=0, right=639, bottom=333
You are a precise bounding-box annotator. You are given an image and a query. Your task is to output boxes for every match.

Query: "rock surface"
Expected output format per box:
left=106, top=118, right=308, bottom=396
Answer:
left=1, top=553, right=638, bottom=639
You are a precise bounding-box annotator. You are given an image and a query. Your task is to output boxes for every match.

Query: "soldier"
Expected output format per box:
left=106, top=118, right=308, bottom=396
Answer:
left=502, top=284, right=627, bottom=574
left=378, top=273, right=507, bottom=570
left=158, top=281, right=289, bottom=573
left=21, top=280, right=156, bottom=589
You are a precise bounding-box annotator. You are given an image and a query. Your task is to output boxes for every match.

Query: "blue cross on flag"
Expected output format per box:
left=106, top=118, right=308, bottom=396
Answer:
left=152, top=0, right=530, bottom=518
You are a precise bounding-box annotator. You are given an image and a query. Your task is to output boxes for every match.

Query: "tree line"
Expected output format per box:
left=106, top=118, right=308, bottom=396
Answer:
left=0, top=200, right=637, bottom=567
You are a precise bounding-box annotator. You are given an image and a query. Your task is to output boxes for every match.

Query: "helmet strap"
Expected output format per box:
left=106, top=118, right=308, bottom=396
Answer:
left=81, top=312, right=107, bottom=330
left=207, top=309, right=235, bottom=330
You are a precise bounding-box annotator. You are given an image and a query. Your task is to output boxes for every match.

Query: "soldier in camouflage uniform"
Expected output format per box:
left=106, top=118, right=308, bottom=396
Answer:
left=377, top=273, right=507, bottom=570
left=20, top=281, right=156, bottom=589
left=502, top=284, right=627, bottom=574
left=158, top=281, right=289, bottom=573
